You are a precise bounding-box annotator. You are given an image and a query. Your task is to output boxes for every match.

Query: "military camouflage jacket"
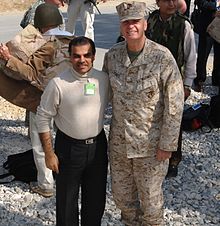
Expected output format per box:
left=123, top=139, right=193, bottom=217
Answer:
left=103, top=39, right=184, bottom=158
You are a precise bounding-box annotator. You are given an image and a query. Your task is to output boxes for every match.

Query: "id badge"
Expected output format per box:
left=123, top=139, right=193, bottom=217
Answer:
left=84, top=83, right=95, bottom=95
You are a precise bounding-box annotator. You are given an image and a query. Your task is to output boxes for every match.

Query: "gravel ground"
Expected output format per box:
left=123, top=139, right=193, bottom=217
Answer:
left=0, top=72, right=219, bottom=226
left=0, top=1, right=220, bottom=225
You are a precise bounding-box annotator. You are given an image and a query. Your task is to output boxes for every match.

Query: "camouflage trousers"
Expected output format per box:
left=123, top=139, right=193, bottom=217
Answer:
left=109, top=144, right=169, bottom=226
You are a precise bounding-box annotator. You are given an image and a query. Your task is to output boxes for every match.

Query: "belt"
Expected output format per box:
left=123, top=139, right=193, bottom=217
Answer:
left=58, top=129, right=103, bottom=145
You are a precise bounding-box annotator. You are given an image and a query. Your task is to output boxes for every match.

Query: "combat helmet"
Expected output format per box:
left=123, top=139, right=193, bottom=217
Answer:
left=34, top=3, right=63, bottom=29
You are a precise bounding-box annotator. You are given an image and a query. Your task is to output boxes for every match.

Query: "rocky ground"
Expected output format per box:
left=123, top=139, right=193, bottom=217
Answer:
left=0, top=74, right=219, bottom=226
left=0, top=0, right=220, bottom=225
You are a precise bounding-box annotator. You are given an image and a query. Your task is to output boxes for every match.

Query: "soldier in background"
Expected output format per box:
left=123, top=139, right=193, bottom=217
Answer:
left=65, top=0, right=107, bottom=41
left=20, top=0, right=65, bottom=144
left=103, top=1, right=184, bottom=225
left=0, top=3, right=73, bottom=197
left=20, top=0, right=65, bottom=29
left=194, top=0, right=220, bottom=93
left=146, top=0, right=196, bottom=177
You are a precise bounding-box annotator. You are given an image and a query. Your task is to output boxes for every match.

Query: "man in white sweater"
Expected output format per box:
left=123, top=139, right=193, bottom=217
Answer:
left=36, top=36, right=109, bottom=226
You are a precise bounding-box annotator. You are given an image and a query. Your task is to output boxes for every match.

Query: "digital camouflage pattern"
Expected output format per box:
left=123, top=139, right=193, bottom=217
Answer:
left=110, top=148, right=169, bottom=225
left=146, top=10, right=190, bottom=70
left=116, top=1, right=147, bottom=22
left=103, top=39, right=184, bottom=159
left=103, top=38, right=184, bottom=225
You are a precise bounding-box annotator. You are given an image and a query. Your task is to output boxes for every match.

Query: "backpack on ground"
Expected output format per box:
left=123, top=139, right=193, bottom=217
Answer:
left=209, top=95, right=220, bottom=128
left=0, top=149, right=37, bottom=184
left=182, top=103, right=213, bottom=132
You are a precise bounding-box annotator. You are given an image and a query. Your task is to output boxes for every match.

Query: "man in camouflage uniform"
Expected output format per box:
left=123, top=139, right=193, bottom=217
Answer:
left=103, top=1, right=184, bottom=225
left=146, top=0, right=196, bottom=177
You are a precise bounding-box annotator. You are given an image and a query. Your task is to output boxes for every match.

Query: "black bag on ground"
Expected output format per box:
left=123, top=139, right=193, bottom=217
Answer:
left=209, top=95, right=220, bottom=128
left=0, top=149, right=37, bottom=184
left=182, top=103, right=213, bottom=132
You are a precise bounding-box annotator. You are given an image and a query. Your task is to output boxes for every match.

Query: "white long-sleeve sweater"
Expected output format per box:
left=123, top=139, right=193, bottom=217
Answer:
left=36, top=67, right=109, bottom=139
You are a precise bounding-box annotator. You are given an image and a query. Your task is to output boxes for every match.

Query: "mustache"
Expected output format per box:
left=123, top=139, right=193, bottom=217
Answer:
left=77, top=62, right=87, bottom=65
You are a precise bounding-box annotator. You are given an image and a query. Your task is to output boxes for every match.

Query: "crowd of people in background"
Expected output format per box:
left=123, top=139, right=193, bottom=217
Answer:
left=0, top=0, right=219, bottom=225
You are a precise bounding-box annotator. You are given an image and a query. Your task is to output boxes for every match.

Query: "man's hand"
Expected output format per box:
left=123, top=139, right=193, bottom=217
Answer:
left=215, top=11, right=220, bottom=18
left=45, top=151, right=59, bottom=174
left=0, top=43, right=11, bottom=61
left=184, top=86, right=191, bottom=101
left=156, top=149, right=172, bottom=161
left=39, top=132, right=59, bottom=173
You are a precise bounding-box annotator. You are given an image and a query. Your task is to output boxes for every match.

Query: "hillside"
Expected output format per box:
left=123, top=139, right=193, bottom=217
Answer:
left=0, top=0, right=35, bottom=12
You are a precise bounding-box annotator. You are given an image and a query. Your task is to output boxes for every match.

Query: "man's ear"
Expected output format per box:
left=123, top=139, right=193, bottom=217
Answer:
left=144, top=20, right=147, bottom=31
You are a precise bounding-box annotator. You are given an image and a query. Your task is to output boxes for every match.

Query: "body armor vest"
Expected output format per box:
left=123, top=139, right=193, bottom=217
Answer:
left=146, top=10, right=188, bottom=70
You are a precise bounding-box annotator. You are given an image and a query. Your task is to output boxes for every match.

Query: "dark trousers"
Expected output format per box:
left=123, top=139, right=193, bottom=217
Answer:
left=169, top=127, right=182, bottom=167
left=184, top=0, right=191, bottom=17
left=55, top=129, right=108, bottom=226
left=195, top=33, right=220, bottom=87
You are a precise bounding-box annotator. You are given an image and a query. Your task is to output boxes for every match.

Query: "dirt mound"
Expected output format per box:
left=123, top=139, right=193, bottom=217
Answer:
left=0, top=0, right=123, bottom=13
left=0, top=0, right=34, bottom=12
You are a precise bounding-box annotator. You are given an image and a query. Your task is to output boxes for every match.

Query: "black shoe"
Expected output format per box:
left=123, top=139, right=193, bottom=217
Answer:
left=166, top=165, right=178, bottom=178
left=212, top=78, right=219, bottom=86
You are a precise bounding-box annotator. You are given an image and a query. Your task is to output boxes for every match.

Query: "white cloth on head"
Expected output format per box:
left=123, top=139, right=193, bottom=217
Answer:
left=43, top=27, right=73, bottom=37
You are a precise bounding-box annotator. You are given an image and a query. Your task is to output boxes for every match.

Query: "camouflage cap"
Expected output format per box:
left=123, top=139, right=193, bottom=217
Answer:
left=116, top=1, right=147, bottom=22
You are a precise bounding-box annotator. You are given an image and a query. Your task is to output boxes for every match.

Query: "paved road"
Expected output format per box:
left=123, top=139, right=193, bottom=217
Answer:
left=0, top=2, right=213, bottom=70
left=0, top=4, right=121, bottom=70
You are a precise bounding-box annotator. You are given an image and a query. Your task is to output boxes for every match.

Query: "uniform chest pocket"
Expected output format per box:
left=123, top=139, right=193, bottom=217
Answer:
left=136, top=77, right=158, bottom=94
